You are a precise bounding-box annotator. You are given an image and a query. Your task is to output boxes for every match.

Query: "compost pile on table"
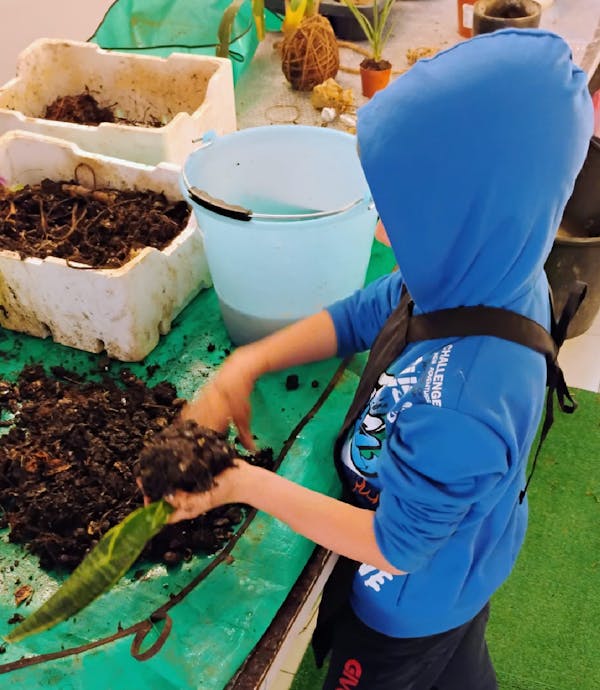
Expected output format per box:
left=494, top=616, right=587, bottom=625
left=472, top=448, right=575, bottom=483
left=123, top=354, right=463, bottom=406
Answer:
left=0, top=365, right=273, bottom=571
left=44, top=92, right=163, bottom=128
left=0, top=179, right=190, bottom=268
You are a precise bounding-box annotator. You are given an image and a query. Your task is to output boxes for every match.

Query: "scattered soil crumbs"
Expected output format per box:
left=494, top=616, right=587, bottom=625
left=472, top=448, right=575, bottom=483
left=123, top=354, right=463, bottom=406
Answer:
left=0, top=179, right=190, bottom=268
left=44, top=92, right=163, bottom=128
left=0, top=365, right=273, bottom=572
left=7, top=613, right=24, bottom=625
left=285, top=374, right=300, bottom=391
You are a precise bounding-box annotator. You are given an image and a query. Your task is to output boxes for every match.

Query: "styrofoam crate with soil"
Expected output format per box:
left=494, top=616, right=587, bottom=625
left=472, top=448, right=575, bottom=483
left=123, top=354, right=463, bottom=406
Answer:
left=0, top=130, right=211, bottom=361
left=0, top=39, right=236, bottom=166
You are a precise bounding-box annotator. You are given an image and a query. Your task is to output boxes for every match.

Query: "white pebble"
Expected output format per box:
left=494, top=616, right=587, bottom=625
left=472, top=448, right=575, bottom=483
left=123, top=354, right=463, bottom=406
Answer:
left=321, top=107, right=337, bottom=123
left=339, top=113, right=357, bottom=128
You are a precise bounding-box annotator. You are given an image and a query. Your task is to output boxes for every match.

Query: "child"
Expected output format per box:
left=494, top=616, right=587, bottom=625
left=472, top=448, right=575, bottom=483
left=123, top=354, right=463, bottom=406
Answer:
left=149, top=30, right=593, bottom=689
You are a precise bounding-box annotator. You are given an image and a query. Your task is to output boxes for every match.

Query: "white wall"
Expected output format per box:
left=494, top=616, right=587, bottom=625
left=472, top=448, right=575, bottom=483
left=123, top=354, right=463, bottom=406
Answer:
left=0, top=0, right=116, bottom=84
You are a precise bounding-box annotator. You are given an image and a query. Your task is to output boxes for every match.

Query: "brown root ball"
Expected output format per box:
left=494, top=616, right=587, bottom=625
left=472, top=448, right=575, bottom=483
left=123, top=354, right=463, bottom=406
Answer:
left=281, top=15, right=340, bottom=91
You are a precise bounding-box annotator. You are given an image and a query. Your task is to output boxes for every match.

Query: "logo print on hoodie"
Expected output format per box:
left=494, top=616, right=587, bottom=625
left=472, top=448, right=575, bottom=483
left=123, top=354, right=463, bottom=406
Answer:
left=346, top=356, right=426, bottom=478
left=358, top=564, right=395, bottom=592
left=422, top=344, right=453, bottom=407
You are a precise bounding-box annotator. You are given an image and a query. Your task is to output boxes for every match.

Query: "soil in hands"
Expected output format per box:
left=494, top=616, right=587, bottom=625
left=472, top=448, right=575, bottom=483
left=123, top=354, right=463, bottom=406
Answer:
left=0, top=365, right=274, bottom=571
left=0, top=178, right=190, bottom=268
left=44, top=92, right=163, bottom=128
left=137, top=420, right=239, bottom=502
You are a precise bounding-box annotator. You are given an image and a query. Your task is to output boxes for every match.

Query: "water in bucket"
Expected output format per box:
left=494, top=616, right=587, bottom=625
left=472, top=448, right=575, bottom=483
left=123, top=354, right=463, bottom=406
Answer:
left=182, top=126, right=378, bottom=344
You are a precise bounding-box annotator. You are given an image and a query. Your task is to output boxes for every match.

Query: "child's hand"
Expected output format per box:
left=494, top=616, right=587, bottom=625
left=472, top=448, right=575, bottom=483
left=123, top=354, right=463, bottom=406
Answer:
left=180, top=310, right=337, bottom=450
left=166, top=461, right=243, bottom=523
left=136, top=462, right=244, bottom=523
left=180, top=347, right=263, bottom=451
left=164, top=488, right=220, bottom=523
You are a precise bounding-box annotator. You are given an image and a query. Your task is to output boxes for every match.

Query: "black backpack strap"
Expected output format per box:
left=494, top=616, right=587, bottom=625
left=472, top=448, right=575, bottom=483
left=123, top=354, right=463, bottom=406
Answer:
left=550, top=281, right=588, bottom=351
left=407, top=305, right=558, bottom=358
left=333, top=284, right=414, bottom=494
left=406, top=281, right=588, bottom=502
left=520, top=281, right=588, bottom=501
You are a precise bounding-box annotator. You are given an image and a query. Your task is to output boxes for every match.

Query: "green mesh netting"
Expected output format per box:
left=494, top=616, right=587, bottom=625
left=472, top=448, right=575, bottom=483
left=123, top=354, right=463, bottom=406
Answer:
left=89, top=0, right=263, bottom=83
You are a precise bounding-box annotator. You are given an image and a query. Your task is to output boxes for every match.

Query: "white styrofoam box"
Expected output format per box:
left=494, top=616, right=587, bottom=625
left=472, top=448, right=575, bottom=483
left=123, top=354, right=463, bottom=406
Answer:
left=0, top=130, right=211, bottom=361
left=0, top=38, right=237, bottom=166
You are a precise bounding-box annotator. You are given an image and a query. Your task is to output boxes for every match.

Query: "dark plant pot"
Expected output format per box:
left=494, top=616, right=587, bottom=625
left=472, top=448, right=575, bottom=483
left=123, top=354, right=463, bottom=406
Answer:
left=472, top=0, right=541, bottom=35
left=320, top=0, right=375, bottom=40
left=561, top=137, right=600, bottom=237
left=545, top=135, right=600, bottom=338
left=545, top=234, right=600, bottom=338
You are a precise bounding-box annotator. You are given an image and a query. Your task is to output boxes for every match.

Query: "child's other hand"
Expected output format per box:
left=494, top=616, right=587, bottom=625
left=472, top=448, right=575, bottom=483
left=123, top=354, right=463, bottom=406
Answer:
left=164, top=462, right=243, bottom=523
left=137, top=462, right=243, bottom=522
left=164, top=489, right=217, bottom=523
left=180, top=347, right=263, bottom=451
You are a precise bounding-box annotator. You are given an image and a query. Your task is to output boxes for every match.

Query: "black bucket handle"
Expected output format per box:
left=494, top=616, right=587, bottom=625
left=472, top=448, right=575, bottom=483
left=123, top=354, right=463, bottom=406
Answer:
left=181, top=145, right=370, bottom=222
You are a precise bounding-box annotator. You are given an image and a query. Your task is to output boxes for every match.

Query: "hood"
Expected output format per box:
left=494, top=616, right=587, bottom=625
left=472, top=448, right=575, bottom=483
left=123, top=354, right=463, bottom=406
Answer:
left=357, top=30, right=593, bottom=312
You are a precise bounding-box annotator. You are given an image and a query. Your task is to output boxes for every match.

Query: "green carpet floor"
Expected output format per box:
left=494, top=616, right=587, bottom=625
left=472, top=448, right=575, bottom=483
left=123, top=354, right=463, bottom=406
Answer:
left=291, top=389, right=600, bottom=690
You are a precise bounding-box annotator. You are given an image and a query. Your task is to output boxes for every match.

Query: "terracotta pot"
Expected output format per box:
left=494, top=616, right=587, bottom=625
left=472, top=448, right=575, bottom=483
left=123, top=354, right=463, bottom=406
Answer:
left=472, top=0, right=541, bottom=36
left=360, top=59, right=392, bottom=98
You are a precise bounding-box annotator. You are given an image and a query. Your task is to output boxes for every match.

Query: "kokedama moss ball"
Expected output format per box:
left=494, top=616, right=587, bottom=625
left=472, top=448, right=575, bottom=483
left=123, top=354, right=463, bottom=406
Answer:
left=136, top=420, right=238, bottom=502
left=281, top=15, right=340, bottom=91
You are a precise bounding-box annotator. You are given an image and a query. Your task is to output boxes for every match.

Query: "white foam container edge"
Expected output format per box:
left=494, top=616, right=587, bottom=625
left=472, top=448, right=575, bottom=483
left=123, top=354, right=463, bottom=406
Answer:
left=0, top=130, right=212, bottom=361
left=0, top=38, right=237, bottom=165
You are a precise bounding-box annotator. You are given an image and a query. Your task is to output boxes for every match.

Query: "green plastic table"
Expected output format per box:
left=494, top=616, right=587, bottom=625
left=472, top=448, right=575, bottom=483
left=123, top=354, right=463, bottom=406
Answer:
left=0, top=241, right=394, bottom=689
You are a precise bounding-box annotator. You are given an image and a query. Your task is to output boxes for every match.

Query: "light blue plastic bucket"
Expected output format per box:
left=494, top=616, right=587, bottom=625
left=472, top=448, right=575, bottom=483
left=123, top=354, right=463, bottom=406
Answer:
left=181, top=126, right=377, bottom=344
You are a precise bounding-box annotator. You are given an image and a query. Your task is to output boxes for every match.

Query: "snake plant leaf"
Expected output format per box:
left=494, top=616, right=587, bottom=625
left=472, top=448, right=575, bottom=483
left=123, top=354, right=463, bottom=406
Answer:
left=4, top=500, right=173, bottom=644
left=252, top=0, right=266, bottom=41
left=282, top=0, right=308, bottom=35
left=339, top=0, right=395, bottom=62
left=304, top=0, right=320, bottom=17
left=216, top=0, right=246, bottom=58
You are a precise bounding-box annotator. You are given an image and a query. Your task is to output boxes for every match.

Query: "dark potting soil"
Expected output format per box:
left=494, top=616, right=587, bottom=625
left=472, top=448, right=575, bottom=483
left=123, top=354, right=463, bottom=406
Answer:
left=487, top=1, right=531, bottom=19
left=360, top=58, right=392, bottom=71
left=137, top=420, right=239, bottom=502
left=285, top=374, right=300, bottom=391
left=0, top=178, right=190, bottom=269
left=0, top=365, right=274, bottom=572
left=44, top=92, right=163, bottom=128
left=44, top=93, right=116, bottom=126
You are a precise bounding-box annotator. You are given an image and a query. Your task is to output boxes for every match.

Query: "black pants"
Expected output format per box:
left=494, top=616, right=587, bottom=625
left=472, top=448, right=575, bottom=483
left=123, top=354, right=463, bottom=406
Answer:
left=321, top=603, right=497, bottom=690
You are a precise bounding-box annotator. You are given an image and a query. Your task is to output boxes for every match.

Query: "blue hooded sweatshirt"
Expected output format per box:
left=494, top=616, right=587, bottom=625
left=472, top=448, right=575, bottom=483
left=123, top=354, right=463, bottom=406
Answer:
left=326, top=30, right=592, bottom=638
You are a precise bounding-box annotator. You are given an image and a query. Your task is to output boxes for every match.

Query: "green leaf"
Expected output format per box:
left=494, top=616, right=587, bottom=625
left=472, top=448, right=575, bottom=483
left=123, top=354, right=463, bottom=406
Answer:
left=252, top=0, right=266, bottom=41
left=339, top=0, right=395, bottom=62
left=4, top=500, right=173, bottom=644
left=216, top=0, right=246, bottom=58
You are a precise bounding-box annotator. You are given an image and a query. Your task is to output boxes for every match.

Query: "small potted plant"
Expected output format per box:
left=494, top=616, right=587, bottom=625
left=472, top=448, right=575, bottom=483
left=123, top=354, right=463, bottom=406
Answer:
left=340, top=0, right=395, bottom=98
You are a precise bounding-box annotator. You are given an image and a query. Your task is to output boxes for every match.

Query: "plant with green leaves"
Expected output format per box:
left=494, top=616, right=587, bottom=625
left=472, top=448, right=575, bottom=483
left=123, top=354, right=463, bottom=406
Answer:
left=340, top=0, right=395, bottom=64
left=217, top=0, right=266, bottom=58
left=4, top=500, right=173, bottom=644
